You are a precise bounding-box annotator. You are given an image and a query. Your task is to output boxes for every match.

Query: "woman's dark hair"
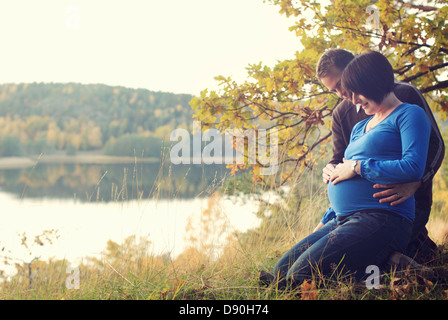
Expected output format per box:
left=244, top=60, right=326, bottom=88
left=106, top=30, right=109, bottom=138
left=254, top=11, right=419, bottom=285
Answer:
left=341, top=51, right=395, bottom=104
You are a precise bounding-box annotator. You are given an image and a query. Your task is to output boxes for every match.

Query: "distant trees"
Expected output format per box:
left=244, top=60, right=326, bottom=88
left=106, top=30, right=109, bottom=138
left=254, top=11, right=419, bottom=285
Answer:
left=0, top=83, right=194, bottom=157
left=0, top=135, right=23, bottom=157
left=103, top=134, right=164, bottom=158
left=0, top=115, right=103, bottom=155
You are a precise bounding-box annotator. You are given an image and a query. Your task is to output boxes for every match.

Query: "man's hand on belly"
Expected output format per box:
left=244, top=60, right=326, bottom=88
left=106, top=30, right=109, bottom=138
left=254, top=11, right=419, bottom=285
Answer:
left=373, top=181, right=422, bottom=206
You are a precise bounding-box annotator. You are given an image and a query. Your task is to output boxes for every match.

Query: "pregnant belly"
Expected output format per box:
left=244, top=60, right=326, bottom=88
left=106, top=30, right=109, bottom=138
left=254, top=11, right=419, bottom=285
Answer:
left=327, top=177, right=379, bottom=215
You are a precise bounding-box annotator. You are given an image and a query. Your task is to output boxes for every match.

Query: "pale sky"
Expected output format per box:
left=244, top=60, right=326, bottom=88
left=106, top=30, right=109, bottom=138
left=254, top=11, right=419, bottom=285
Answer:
left=0, top=0, right=300, bottom=96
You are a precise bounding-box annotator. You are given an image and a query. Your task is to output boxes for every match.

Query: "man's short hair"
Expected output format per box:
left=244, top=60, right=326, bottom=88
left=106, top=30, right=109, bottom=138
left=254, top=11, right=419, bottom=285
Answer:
left=341, top=51, right=395, bottom=105
left=316, top=49, right=355, bottom=79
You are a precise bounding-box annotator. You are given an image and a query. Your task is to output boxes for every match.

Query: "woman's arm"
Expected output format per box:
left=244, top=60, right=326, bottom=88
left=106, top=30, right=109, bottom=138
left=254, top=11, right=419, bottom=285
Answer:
left=359, top=107, right=431, bottom=185
left=330, top=106, right=431, bottom=185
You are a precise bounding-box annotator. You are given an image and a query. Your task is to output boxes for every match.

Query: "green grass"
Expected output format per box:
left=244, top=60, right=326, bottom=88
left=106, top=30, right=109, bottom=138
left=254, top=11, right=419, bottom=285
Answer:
left=2, top=235, right=446, bottom=300
left=1, top=167, right=447, bottom=300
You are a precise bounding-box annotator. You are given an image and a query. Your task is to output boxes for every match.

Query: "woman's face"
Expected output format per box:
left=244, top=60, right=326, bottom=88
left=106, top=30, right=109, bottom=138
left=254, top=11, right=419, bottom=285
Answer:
left=350, top=92, right=380, bottom=115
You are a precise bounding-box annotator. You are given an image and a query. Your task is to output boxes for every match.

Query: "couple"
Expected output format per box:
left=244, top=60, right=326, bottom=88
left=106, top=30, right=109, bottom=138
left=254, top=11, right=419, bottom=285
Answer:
left=263, top=50, right=444, bottom=288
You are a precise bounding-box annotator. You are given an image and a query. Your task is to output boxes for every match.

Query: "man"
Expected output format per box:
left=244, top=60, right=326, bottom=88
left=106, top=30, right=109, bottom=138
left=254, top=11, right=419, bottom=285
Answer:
left=315, top=49, right=444, bottom=263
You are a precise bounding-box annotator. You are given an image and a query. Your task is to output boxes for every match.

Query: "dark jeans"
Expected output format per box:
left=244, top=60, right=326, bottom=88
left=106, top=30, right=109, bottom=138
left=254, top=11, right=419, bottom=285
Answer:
left=273, top=211, right=412, bottom=287
left=406, top=203, right=437, bottom=260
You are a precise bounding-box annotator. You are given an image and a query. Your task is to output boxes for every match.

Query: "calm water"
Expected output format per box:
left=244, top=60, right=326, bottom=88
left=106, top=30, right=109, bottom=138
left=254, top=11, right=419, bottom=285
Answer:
left=0, top=161, right=231, bottom=201
left=0, top=162, right=269, bottom=278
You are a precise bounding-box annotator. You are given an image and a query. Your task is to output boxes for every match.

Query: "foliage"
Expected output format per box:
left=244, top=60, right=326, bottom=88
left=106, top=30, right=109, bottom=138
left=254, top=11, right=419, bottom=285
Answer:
left=191, top=0, right=448, bottom=185
left=1, top=179, right=447, bottom=300
left=0, top=149, right=447, bottom=300
left=0, top=134, right=24, bottom=157
left=0, top=83, right=194, bottom=155
left=0, top=0, right=447, bottom=302
left=103, top=134, right=164, bottom=158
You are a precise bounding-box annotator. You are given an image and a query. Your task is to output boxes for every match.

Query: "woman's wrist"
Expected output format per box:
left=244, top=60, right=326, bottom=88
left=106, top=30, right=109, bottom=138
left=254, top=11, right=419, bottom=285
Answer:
left=351, top=160, right=361, bottom=175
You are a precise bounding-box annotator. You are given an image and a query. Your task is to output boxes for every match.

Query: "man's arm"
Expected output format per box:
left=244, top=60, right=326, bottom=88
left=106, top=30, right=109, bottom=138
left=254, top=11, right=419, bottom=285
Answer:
left=329, top=104, right=348, bottom=166
left=323, top=103, right=351, bottom=183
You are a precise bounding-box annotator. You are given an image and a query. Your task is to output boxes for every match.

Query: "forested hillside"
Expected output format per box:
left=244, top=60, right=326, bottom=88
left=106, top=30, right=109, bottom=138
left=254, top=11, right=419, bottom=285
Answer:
left=0, top=83, right=194, bottom=157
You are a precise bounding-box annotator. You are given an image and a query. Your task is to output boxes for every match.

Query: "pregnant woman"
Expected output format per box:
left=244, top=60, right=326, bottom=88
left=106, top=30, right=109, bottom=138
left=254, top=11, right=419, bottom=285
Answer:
left=271, top=51, right=432, bottom=288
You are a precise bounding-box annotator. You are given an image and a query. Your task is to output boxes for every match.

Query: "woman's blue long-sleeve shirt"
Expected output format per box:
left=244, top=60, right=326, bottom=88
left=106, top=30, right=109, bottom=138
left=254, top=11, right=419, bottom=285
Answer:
left=323, top=103, right=431, bottom=223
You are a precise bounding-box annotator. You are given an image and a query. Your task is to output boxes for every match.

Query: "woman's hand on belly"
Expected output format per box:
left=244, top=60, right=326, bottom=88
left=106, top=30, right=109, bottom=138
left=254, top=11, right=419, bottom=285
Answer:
left=330, top=158, right=357, bottom=185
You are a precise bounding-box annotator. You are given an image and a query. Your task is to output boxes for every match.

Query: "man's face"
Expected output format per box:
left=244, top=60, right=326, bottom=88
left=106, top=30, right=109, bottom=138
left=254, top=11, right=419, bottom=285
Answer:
left=320, top=69, right=348, bottom=100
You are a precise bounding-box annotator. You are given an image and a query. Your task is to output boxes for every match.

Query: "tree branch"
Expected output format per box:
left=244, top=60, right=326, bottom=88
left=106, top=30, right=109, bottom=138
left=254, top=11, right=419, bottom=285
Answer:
left=395, top=0, right=439, bottom=12
left=421, top=80, right=448, bottom=93
left=394, top=63, right=415, bottom=76
left=278, top=130, right=332, bottom=185
left=401, top=62, right=448, bottom=83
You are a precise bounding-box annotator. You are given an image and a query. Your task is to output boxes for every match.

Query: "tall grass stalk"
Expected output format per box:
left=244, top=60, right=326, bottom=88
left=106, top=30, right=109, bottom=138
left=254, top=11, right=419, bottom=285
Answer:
left=1, top=152, right=447, bottom=300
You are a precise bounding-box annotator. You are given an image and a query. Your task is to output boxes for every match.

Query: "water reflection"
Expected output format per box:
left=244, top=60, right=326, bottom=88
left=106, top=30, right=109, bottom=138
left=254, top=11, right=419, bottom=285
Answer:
left=0, top=161, right=265, bottom=279
left=0, top=191, right=263, bottom=278
left=0, top=161, right=231, bottom=201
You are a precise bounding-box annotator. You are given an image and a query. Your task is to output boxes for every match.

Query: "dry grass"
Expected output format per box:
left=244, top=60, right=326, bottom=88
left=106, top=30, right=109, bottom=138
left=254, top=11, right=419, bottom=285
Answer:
left=0, top=166, right=447, bottom=300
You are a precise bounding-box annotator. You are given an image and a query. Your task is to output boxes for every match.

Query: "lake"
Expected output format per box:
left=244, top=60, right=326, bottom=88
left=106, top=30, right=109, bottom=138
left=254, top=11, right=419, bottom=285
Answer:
left=0, top=160, right=270, bottom=278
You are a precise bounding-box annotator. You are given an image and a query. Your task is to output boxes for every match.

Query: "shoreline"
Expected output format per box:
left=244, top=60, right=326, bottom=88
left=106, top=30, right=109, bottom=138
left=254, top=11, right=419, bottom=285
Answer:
left=0, top=154, right=160, bottom=169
